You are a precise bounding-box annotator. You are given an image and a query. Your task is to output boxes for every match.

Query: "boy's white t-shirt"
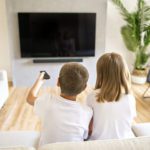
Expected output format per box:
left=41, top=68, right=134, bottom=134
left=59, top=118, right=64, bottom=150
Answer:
left=34, top=94, right=93, bottom=146
left=87, top=90, right=136, bottom=140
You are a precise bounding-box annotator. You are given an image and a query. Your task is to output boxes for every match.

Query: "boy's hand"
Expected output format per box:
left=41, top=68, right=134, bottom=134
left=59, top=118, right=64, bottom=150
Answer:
left=40, top=71, right=50, bottom=80
left=38, top=72, right=45, bottom=81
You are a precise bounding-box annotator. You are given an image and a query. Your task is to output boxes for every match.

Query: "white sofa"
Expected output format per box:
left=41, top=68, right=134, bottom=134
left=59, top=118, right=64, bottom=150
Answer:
left=0, top=123, right=150, bottom=150
left=0, top=70, right=9, bottom=109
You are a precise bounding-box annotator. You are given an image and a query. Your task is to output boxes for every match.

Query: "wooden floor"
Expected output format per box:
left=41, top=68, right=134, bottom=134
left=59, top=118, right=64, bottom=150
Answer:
left=0, top=85, right=150, bottom=131
left=131, top=84, right=150, bottom=123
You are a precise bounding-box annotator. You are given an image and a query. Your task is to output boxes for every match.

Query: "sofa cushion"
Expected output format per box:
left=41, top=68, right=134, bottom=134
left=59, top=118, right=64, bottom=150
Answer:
left=0, top=131, right=40, bottom=148
left=132, top=123, right=150, bottom=136
left=39, top=136, right=150, bottom=150
left=0, top=147, right=35, bottom=150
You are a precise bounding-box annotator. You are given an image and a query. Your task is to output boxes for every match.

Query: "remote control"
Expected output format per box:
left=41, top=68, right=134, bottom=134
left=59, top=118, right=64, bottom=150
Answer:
left=40, top=71, right=50, bottom=80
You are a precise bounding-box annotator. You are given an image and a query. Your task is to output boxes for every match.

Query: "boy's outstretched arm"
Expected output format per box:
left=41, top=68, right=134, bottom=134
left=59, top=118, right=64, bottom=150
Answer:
left=27, top=73, right=45, bottom=106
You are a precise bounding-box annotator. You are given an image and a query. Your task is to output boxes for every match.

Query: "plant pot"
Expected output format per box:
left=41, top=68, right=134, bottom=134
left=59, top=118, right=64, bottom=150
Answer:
left=131, top=69, right=147, bottom=84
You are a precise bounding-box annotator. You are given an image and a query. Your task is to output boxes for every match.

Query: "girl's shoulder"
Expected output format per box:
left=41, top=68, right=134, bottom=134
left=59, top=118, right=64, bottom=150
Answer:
left=87, top=89, right=99, bottom=98
left=86, top=89, right=100, bottom=107
left=120, top=93, right=136, bottom=106
left=121, top=93, right=135, bottom=100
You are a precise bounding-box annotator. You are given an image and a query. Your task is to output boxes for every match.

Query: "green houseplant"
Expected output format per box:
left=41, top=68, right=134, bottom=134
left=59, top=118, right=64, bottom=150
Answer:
left=112, top=0, right=150, bottom=84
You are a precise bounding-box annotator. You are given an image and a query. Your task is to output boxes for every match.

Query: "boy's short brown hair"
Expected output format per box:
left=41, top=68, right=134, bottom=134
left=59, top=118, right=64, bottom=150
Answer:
left=59, top=62, right=89, bottom=96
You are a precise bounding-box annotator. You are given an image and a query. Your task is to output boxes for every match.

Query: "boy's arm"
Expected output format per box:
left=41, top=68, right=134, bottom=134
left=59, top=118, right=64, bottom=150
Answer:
left=27, top=73, right=45, bottom=106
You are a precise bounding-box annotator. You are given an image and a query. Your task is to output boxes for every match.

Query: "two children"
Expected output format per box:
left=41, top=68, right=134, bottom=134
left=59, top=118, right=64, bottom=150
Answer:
left=27, top=52, right=136, bottom=145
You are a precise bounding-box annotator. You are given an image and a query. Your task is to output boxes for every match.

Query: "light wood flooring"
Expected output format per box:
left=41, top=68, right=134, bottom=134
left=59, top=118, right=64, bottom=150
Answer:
left=0, top=85, right=150, bottom=131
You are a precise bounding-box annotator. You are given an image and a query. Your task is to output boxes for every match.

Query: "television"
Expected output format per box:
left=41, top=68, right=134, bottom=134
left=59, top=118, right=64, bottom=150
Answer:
left=18, top=13, right=96, bottom=58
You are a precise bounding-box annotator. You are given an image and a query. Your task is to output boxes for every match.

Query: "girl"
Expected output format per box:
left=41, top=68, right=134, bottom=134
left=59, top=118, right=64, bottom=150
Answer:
left=87, top=52, right=136, bottom=140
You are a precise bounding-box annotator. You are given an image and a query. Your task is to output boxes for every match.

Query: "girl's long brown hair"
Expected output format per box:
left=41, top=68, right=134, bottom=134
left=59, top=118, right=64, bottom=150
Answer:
left=95, top=53, right=131, bottom=102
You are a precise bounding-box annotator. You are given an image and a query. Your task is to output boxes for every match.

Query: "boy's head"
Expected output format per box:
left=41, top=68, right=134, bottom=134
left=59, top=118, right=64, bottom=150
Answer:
left=58, top=62, right=89, bottom=96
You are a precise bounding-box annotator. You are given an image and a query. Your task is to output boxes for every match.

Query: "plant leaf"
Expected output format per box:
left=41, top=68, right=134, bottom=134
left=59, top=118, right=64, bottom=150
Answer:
left=111, top=0, right=130, bottom=21
left=121, top=26, right=138, bottom=52
left=144, top=29, right=150, bottom=46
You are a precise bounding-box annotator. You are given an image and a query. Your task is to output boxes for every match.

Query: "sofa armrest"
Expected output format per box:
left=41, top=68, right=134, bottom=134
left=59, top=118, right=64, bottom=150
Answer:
left=132, top=123, right=150, bottom=137
left=0, top=70, right=9, bottom=109
left=0, top=131, right=40, bottom=148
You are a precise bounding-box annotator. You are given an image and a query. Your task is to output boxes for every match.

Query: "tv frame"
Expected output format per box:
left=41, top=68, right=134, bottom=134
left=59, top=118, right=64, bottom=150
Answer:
left=18, top=12, right=96, bottom=58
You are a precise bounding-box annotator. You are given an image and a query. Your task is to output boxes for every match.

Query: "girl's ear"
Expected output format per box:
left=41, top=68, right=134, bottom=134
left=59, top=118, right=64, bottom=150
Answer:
left=57, top=78, right=60, bottom=87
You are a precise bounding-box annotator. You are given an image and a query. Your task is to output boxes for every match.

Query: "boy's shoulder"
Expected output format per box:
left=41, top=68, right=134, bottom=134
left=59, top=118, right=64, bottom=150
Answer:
left=78, top=102, right=93, bottom=116
left=36, top=93, right=93, bottom=111
left=35, top=93, right=57, bottom=106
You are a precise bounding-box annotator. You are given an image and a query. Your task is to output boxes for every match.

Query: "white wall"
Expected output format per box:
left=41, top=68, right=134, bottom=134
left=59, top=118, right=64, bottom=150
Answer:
left=2, top=0, right=149, bottom=86
left=0, top=0, right=12, bottom=80
left=6, top=0, right=107, bottom=87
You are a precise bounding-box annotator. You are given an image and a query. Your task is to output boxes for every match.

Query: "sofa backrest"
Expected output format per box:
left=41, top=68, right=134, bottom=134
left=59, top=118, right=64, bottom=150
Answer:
left=39, top=136, right=150, bottom=150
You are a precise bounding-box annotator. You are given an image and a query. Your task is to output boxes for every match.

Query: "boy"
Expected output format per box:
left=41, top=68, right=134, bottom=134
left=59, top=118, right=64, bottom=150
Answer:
left=27, top=62, right=93, bottom=146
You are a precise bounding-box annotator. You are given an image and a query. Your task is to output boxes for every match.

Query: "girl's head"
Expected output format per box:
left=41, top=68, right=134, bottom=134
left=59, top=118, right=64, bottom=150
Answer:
left=95, top=52, right=131, bottom=102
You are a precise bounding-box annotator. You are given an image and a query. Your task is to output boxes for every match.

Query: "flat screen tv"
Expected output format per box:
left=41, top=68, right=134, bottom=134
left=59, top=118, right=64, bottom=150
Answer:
left=18, top=13, right=96, bottom=58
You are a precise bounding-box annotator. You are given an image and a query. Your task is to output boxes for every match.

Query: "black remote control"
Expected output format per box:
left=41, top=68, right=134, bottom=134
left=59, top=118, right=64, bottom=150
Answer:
left=40, top=71, right=50, bottom=80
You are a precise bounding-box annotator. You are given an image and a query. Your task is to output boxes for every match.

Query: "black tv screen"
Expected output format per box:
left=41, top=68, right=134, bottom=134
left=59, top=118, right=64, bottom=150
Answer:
left=18, top=13, right=96, bottom=57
